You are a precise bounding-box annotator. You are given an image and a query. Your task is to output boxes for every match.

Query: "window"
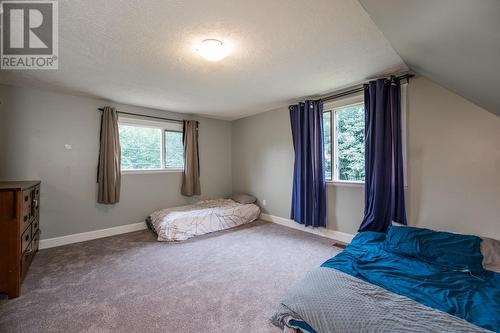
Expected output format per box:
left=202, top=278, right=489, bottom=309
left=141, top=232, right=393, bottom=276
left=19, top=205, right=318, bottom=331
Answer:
left=164, top=130, right=184, bottom=168
left=118, top=116, right=184, bottom=172
left=323, top=97, right=365, bottom=183
left=323, top=111, right=332, bottom=180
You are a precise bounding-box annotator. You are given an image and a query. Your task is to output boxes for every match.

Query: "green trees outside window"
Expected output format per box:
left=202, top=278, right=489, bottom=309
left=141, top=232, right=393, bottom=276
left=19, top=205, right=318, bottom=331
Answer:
left=323, top=103, right=365, bottom=182
left=119, top=124, right=184, bottom=170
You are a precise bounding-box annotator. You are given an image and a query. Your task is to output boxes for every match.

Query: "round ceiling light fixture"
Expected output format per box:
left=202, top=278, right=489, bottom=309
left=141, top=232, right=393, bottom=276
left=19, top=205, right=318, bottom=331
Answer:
left=195, top=39, right=230, bottom=61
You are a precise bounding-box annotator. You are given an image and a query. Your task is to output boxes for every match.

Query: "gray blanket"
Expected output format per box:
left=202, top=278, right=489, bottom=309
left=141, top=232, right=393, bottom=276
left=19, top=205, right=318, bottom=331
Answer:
left=272, top=267, right=491, bottom=333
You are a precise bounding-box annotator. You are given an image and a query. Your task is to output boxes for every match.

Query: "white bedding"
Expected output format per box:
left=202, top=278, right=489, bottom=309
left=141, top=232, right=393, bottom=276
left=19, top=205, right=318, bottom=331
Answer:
left=148, top=198, right=261, bottom=241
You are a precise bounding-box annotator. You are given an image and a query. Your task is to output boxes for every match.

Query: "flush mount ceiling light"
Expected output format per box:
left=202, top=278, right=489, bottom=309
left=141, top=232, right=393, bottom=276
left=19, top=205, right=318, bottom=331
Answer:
left=195, top=39, right=230, bottom=61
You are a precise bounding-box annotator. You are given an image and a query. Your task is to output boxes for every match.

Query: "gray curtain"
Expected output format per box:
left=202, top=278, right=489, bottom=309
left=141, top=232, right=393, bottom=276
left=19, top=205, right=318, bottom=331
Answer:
left=97, top=107, right=121, bottom=204
left=181, top=120, right=201, bottom=196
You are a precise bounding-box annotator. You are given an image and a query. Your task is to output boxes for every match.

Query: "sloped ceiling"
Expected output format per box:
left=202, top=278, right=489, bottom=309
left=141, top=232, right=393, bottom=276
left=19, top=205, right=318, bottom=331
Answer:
left=359, top=0, right=500, bottom=117
left=0, top=0, right=406, bottom=120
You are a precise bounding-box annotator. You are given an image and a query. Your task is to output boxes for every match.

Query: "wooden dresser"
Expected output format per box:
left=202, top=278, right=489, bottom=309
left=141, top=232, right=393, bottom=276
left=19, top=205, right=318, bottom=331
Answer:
left=0, top=181, right=41, bottom=299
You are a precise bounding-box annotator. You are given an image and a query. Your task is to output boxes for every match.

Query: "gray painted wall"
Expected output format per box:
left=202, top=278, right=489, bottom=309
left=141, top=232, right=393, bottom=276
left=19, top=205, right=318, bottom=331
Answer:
left=0, top=97, right=6, bottom=176
left=232, top=76, right=500, bottom=239
left=232, top=107, right=294, bottom=218
left=406, top=77, right=500, bottom=239
left=0, top=84, right=232, bottom=239
left=2, top=75, right=499, bottom=241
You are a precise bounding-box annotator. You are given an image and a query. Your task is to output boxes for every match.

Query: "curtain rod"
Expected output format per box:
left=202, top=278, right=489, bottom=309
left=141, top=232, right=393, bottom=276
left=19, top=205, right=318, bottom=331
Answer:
left=97, top=108, right=184, bottom=124
left=320, top=73, right=414, bottom=102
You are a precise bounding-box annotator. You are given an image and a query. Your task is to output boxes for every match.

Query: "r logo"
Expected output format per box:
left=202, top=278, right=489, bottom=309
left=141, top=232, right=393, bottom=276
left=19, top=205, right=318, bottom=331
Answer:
left=1, top=1, right=58, bottom=69
left=2, top=2, right=53, bottom=55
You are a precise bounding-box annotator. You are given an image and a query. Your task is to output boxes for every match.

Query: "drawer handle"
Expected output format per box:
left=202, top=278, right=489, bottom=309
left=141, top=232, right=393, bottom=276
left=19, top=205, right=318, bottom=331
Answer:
left=34, top=222, right=38, bottom=229
left=24, top=196, right=29, bottom=202
left=25, top=233, right=30, bottom=242
left=24, top=216, right=28, bottom=222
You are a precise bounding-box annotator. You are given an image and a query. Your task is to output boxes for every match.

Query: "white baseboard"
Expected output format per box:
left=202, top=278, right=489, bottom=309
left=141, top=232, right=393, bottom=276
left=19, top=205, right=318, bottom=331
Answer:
left=260, top=213, right=354, bottom=244
left=39, top=222, right=147, bottom=249
left=39, top=215, right=354, bottom=250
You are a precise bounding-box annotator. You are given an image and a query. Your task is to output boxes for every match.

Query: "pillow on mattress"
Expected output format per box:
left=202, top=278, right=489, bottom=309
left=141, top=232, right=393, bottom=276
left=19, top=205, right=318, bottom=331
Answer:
left=231, top=193, right=257, bottom=204
left=481, top=237, right=500, bottom=273
left=385, top=225, right=484, bottom=274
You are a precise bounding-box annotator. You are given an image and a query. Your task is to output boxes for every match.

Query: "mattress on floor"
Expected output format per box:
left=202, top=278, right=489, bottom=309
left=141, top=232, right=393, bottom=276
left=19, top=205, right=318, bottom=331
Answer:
left=273, top=230, right=499, bottom=333
left=147, top=198, right=260, bottom=241
left=272, top=267, right=492, bottom=333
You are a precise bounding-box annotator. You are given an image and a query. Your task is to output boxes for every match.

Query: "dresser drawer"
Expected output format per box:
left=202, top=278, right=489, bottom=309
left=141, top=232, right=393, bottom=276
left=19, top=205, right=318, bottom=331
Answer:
left=21, top=190, right=32, bottom=230
left=22, top=189, right=32, bottom=213
left=32, top=217, right=40, bottom=236
left=32, top=229, right=41, bottom=253
left=21, top=225, right=32, bottom=253
left=21, top=210, right=31, bottom=233
left=21, top=243, right=34, bottom=281
left=33, top=185, right=40, bottom=218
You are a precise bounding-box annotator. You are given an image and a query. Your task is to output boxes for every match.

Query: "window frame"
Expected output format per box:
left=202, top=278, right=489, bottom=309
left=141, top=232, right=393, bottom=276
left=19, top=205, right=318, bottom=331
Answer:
left=163, top=128, right=184, bottom=170
left=323, top=110, right=333, bottom=181
left=118, top=115, right=184, bottom=174
left=323, top=94, right=365, bottom=186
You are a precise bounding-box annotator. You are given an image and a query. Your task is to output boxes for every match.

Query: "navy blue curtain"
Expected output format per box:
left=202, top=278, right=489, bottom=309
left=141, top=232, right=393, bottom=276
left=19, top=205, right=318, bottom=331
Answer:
left=359, top=78, right=407, bottom=232
left=289, top=100, right=326, bottom=227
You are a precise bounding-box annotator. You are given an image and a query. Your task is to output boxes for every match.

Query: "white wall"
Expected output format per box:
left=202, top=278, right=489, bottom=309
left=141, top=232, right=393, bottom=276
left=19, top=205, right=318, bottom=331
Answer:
left=232, top=76, right=500, bottom=239
left=0, top=84, right=232, bottom=239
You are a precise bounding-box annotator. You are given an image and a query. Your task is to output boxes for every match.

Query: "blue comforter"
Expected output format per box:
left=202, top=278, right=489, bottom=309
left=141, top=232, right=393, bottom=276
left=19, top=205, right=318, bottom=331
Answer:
left=322, top=232, right=500, bottom=332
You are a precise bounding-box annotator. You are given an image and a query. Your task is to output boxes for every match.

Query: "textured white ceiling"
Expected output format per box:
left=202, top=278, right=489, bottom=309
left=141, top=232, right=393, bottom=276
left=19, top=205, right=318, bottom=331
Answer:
left=0, top=0, right=406, bottom=120
left=359, top=0, right=500, bottom=117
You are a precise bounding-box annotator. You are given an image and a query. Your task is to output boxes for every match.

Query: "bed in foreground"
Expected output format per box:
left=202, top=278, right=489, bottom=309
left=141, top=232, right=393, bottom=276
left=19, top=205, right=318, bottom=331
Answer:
left=146, top=197, right=260, bottom=241
left=272, top=226, right=500, bottom=333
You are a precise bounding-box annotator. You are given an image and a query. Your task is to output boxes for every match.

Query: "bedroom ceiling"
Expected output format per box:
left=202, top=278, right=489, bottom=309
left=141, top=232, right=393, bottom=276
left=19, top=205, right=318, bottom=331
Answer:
left=0, top=0, right=406, bottom=120
left=359, top=0, right=500, bottom=117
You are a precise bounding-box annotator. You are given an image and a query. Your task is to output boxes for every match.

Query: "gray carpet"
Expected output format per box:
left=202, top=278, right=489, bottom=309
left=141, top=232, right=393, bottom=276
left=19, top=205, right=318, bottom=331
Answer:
left=0, top=220, right=341, bottom=333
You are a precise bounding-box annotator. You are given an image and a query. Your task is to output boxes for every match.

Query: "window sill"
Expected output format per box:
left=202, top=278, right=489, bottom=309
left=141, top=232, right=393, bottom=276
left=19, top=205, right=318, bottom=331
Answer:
left=326, top=181, right=364, bottom=188
left=121, top=169, right=183, bottom=175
